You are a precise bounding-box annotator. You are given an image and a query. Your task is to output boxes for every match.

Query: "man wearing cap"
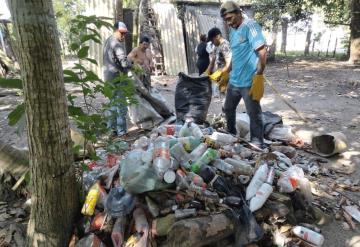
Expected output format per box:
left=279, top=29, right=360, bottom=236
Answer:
left=103, top=21, right=132, bottom=137
left=128, top=36, right=154, bottom=89
left=220, top=1, right=267, bottom=148
left=205, top=27, right=232, bottom=95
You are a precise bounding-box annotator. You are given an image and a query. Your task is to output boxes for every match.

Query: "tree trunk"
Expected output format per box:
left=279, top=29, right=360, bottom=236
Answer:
left=8, top=0, right=79, bottom=246
left=268, top=23, right=278, bottom=62
left=304, top=27, right=312, bottom=56
left=116, top=0, right=124, bottom=22
left=280, top=19, right=288, bottom=53
left=326, top=34, right=332, bottom=57
left=349, top=0, right=360, bottom=64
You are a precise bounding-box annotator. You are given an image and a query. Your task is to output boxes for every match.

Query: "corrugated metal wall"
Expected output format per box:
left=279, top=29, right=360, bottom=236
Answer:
left=183, top=4, right=226, bottom=74
left=152, top=3, right=188, bottom=75
left=84, top=0, right=115, bottom=79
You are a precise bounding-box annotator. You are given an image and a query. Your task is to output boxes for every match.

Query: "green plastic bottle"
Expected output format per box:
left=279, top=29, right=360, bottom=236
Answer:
left=191, top=148, right=218, bottom=173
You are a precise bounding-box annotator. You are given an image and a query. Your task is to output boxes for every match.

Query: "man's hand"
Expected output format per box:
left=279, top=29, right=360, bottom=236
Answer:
left=249, top=74, right=264, bottom=101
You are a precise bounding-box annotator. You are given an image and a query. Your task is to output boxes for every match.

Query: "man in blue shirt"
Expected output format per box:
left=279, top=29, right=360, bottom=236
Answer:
left=220, top=1, right=267, bottom=148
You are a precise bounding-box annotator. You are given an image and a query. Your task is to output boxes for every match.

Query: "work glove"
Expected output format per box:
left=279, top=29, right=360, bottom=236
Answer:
left=209, top=70, right=222, bottom=81
left=249, top=74, right=264, bottom=101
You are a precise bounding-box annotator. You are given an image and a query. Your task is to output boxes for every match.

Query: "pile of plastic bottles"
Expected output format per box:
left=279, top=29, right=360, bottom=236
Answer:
left=76, top=120, right=325, bottom=247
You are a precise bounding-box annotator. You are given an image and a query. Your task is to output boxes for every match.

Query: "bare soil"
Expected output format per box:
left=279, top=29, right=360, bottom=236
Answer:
left=0, top=58, right=359, bottom=246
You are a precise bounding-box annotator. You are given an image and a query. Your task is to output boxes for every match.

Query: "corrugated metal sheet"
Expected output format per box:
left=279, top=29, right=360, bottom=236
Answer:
left=84, top=0, right=115, bottom=80
left=182, top=4, right=226, bottom=74
left=152, top=3, right=188, bottom=75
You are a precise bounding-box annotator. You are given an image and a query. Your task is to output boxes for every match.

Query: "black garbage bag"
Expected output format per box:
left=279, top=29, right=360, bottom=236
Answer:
left=175, top=72, right=212, bottom=124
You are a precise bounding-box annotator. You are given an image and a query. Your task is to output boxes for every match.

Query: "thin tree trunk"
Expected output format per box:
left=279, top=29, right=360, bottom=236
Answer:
left=349, top=0, right=360, bottom=64
left=268, top=23, right=278, bottom=62
left=326, top=34, right=331, bottom=57
left=280, top=19, right=288, bottom=53
left=304, top=27, right=312, bottom=56
left=312, top=40, right=316, bottom=53
left=116, top=0, right=124, bottom=22
left=333, top=37, right=338, bottom=57
left=8, top=0, right=79, bottom=246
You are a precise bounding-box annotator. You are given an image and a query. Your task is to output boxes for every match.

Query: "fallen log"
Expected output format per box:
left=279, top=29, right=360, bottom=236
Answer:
left=164, top=213, right=235, bottom=247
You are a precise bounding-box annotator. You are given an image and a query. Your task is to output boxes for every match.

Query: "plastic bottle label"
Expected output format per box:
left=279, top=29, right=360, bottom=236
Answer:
left=166, top=126, right=176, bottom=135
left=153, top=148, right=170, bottom=159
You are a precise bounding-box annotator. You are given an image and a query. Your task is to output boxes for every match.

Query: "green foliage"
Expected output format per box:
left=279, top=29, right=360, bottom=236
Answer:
left=309, top=0, right=350, bottom=25
left=0, top=78, right=23, bottom=89
left=1, top=14, right=136, bottom=163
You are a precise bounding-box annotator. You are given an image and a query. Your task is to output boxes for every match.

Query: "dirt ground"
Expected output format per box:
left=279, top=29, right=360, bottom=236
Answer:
left=0, top=58, right=359, bottom=246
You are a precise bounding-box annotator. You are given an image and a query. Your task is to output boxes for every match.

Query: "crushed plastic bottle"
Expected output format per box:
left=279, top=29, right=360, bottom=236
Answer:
left=246, top=163, right=269, bottom=200
left=211, top=132, right=238, bottom=144
left=105, top=186, right=135, bottom=217
left=191, top=148, right=218, bottom=173
left=174, top=208, right=197, bottom=219
left=179, top=122, right=192, bottom=137
left=187, top=172, right=206, bottom=188
left=292, top=226, right=324, bottom=246
left=224, top=158, right=253, bottom=175
left=112, top=216, right=126, bottom=247
left=81, top=182, right=101, bottom=216
left=176, top=169, right=190, bottom=190
left=189, top=122, right=204, bottom=138
left=170, top=142, right=190, bottom=164
left=213, top=159, right=234, bottom=175
left=249, top=184, right=273, bottom=212
left=277, top=166, right=305, bottom=193
left=188, top=143, right=208, bottom=162
left=132, top=136, right=150, bottom=150
left=153, top=136, right=171, bottom=179
left=157, top=125, right=182, bottom=136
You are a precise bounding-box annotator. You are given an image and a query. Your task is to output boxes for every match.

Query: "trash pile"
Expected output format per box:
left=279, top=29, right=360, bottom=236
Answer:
left=74, top=117, right=356, bottom=247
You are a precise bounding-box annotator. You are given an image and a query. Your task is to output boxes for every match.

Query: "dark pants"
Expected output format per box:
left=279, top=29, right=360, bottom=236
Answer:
left=223, top=84, right=264, bottom=144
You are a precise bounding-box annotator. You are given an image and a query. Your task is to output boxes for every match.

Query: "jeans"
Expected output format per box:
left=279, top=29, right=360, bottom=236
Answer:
left=106, top=90, right=128, bottom=136
left=223, top=84, right=264, bottom=144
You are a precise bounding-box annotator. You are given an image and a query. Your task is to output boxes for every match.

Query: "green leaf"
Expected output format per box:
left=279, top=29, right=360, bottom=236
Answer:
left=70, top=43, right=80, bottom=51
left=8, top=103, right=25, bottom=126
left=68, top=105, right=85, bottom=117
left=0, top=77, right=23, bottom=89
left=84, top=71, right=100, bottom=81
left=80, top=34, right=99, bottom=44
left=85, top=58, right=98, bottom=65
left=77, top=46, right=89, bottom=59
left=63, top=70, right=81, bottom=83
left=67, top=94, right=77, bottom=105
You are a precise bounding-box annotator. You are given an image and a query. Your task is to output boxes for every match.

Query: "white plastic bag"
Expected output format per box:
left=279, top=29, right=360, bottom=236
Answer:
left=268, top=125, right=295, bottom=142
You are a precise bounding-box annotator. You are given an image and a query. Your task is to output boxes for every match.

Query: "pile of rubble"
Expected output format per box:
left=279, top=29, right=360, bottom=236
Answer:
left=73, top=116, right=359, bottom=247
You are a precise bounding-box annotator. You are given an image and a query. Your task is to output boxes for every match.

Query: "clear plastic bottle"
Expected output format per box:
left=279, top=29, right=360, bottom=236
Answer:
left=277, top=166, right=304, bottom=193
left=213, top=159, right=234, bottom=175
left=164, top=170, right=176, bottom=184
left=174, top=208, right=197, bottom=219
left=188, top=143, right=208, bottom=162
left=191, top=148, right=218, bottom=173
left=189, top=182, right=219, bottom=200
left=180, top=136, right=202, bottom=152
left=153, top=136, right=171, bottom=179
left=246, top=163, right=269, bottom=200
left=249, top=183, right=273, bottom=212
left=187, top=172, right=206, bottom=188
left=170, top=142, right=190, bottom=164
left=176, top=169, right=190, bottom=190
left=157, top=125, right=182, bottom=136
left=202, top=127, right=214, bottom=135
left=112, top=216, right=126, bottom=247
left=211, top=132, right=238, bottom=144
left=249, top=167, right=275, bottom=212
left=132, top=136, right=150, bottom=150
left=81, top=182, right=100, bottom=216
left=224, top=158, right=253, bottom=175
left=292, top=226, right=324, bottom=246
left=105, top=186, right=135, bottom=217
left=133, top=207, right=149, bottom=233
left=179, top=122, right=192, bottom=137
left=189, top=122, right=204, bottom=138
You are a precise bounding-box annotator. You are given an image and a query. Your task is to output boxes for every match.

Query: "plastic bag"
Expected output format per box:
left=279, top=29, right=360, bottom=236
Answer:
left=128, top=94, right=163, bottom=129
left=268, top=125, right=296, bottom=142
left=236, top=113, right=250, bottom=138
left=175, top=72, right=212, bottom=124
left=277, top=166, right=304, bottom=193
left=119, top=150, right=170, bottom=194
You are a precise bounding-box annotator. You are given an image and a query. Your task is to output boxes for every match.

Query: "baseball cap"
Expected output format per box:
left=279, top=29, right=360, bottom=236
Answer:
left=220, top=1, right=240, bottom=17
left=115, top=21, right=128, bottom=33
